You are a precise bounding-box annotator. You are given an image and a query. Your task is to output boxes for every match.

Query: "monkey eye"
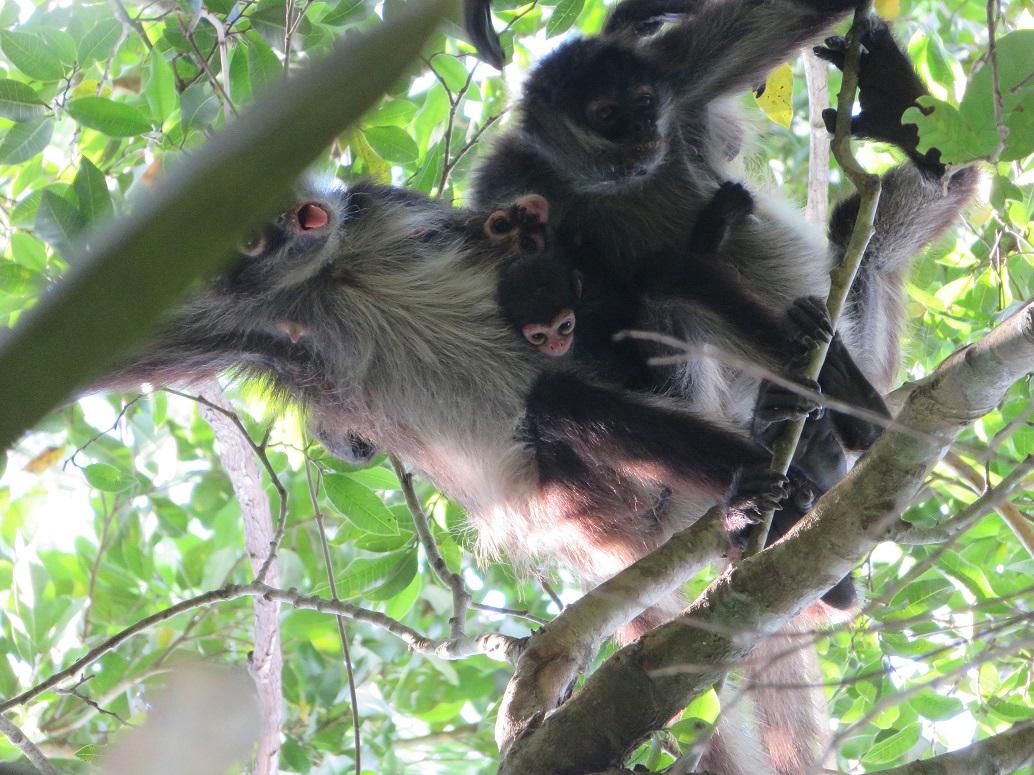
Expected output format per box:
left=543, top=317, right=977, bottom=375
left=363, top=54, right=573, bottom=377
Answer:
left=527, top=332, right=547, bottom=345
left=239, top=230, right=268, bottom=256
left=636, top=93, right=654, bottom=109
left=557, top=317, right=575, bottom=335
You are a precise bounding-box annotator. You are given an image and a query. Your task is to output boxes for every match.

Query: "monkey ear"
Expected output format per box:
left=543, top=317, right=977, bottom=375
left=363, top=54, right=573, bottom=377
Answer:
left=571, top=270, right=584, bottom=300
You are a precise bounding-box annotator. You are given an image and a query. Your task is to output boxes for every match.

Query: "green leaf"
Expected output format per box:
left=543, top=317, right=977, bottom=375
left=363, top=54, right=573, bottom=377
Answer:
left=0, top=79, right=47, bottom=121
left=363, top=125, right=418, bottom=164
left=67, top=97, right=154, bottom=137
left=246, top=34, right=282, bottom=96
left=78, top=19, right=123, bottom=65
left=909, top=690, right=963, bottom=720
left=83, top=463, right=135, bottom=492
left=34, top=191, right=84, bottom=254
left=546, top=0, right=583, bottom=36
left=144, top=48, right=177, bottom=125
left=861, top=724, right=921, bottom=766
left=324, top=474, right=399, bottom=535
left=73, top=157, right=113, bottom=225
left=429, top=55, right=469, bottom=92
left=37, top=28, right=76, bottom=67
left=383, top=571, right=422, bottom=619
left=0, top=30, right=66, bottom=81
left=0, top=264, right=41, bottom=296
left=180, top=82, right=219, bottom=132
left=364, top=548, right=417, bottom=600
left=228, top=46, right=252, bottom=106
left=366, top=98, right=417, bottom=127
left=322, top=0, right=367, bottom=25
left=335, top=551, right=406, bottom=598
left=0, top=117, right=53, bottom=164
left=10, top=233, right=48, bottom=271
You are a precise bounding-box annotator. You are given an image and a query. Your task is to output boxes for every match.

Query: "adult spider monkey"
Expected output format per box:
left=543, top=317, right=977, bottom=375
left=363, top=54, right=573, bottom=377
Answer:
left=466, top=0, right=974, bottom=561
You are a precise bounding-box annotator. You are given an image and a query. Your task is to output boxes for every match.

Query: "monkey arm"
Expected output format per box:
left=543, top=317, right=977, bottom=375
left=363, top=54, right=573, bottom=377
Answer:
left=647, top=0, right=855, bottom=105
left=818, top=334, right=890, bottom=450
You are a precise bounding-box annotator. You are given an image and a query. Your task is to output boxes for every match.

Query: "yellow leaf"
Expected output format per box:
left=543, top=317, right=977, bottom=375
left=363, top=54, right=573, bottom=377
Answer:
left=875, top=0, right=900, bottom=19
left=23, top=445, right=66, bottom=474
left=755, top=63, right=794, bottom=129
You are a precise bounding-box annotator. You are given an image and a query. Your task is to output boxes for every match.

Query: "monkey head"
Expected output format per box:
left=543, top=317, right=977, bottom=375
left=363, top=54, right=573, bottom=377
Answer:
left=498, top=252, right=582, bottom=357
left=521, top=39, right=674, bottom=191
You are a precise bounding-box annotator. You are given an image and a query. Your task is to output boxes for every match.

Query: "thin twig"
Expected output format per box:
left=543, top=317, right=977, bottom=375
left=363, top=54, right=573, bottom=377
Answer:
left=180, top=22, right=239, bottom=119
left=0, top=582, right=524, bottom=715
left=305, top=459, right=362, bottom=775
left=54, top=675, right=133, bottom=728
left=166, top=388, right=287, bottom=582
left=985, top=0, right=1009, bottom=162
left=110, top=0, right=152, bottom=51
left=0, top=715, right=60, bottom=775
left=390, top=455, right=470, bottom=640
left=746, top=1, right=881, bottom=556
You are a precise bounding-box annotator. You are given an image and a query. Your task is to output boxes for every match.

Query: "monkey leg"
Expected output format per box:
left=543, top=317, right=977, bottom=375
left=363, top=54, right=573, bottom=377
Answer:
left=818, top=335, right=890, bottom=451
left=526, top=371, right=788, bottom=512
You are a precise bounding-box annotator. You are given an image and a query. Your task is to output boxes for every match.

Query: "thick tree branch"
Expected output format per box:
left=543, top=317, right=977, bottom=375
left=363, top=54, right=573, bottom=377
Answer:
left=196, top=382, right=283, bottom=775
left=0, top=714, right=60, bottom=775
left=495, top=507, right=726, bottom=752
left=498, top=301, right=1034, bottom=774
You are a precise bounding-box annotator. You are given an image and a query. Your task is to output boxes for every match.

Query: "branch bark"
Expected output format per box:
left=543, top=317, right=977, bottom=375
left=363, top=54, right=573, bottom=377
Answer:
left=495, top=507, right=726, bottom=752
left=0, top=714, right=60, bottom=775
left=497, top=300, right=1034, bottom=775
left=196, top=382, right=283, bottom=775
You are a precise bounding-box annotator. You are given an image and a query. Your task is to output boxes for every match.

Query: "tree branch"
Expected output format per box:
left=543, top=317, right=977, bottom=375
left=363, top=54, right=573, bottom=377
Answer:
left=497, top=300, right=1034, bottom=774
left=0, top=714, right=61, bottom=775
left=391, top=455, right=470, bottom=640
left=747, top=1, right=881, bottom=554
left=495, top=507, right=726, bottom=753
left=0, top=582, right=525, bottom=716
left=196, top=382, right=282, bottom=775
left=802, top=47, right=830, bottom=226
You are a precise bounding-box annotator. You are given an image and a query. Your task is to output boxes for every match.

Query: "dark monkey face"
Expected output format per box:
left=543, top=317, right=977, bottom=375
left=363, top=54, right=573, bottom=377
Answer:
left=522, top=39, right=674, bottom=190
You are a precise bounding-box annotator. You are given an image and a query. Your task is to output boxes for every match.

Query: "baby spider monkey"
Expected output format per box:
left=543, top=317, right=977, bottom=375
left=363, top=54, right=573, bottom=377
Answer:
left=488, top=183, right=831, bottom=375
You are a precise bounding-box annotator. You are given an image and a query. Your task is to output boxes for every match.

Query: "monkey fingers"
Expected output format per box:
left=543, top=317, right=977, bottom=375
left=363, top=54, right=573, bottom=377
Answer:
left=728, top=464, right=790, bottom=519
left=786, top=296, right=834, bottom=353
left=754, top=378, right=824, bottom=427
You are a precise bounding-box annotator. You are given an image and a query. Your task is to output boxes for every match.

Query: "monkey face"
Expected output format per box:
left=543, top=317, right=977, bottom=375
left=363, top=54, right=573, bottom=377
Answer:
left=523, top=309, right=576, bottom=357
left=523, top=39, right=673, bottom=190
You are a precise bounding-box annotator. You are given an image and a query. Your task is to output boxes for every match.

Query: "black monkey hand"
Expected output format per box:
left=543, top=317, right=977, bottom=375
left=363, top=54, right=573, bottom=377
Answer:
left=754, top=377, right=825, bottom=427
left=710, top=181, right=755, bottom=222
left=729, top=464, right=789, bottom=520
left=786, top=296, right=833, bottom=356
left=814, top=17, right=943, bottom=172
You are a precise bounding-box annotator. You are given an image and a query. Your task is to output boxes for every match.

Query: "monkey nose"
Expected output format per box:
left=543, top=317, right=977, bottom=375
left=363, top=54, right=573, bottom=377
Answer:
left=297, top=203, right=330, bottom=230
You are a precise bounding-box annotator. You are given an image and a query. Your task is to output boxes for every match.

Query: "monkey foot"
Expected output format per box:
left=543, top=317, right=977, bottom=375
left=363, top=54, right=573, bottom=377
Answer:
left=484, top=194, right=551, bottom=255
left=729, top=465, right=789, bottom=518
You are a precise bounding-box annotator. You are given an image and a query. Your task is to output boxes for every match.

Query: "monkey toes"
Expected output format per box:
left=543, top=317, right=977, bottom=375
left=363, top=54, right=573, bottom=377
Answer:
left=484, top=194, right=551, bottom=254
left=729, top=466, right=790, bottom=519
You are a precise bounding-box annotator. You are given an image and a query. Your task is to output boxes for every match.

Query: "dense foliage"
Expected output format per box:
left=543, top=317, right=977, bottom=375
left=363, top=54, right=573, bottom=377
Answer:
left=0, top=1, right=1031, bottom=773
